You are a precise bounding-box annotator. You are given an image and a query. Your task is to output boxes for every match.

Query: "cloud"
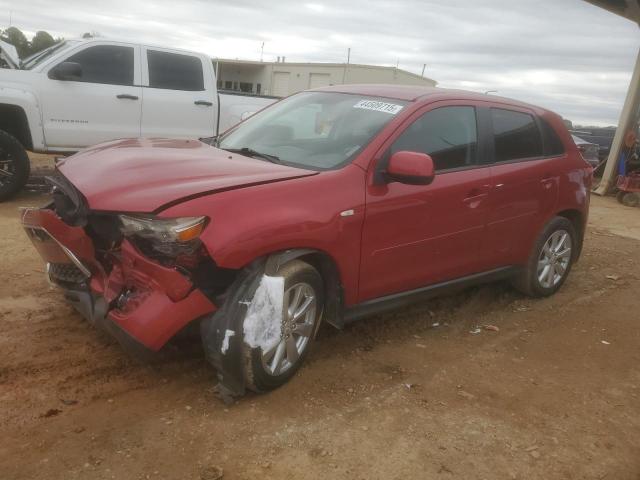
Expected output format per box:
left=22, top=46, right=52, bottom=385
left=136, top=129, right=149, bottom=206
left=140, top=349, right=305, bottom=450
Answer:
left=2, top=0, right=638, bottom=124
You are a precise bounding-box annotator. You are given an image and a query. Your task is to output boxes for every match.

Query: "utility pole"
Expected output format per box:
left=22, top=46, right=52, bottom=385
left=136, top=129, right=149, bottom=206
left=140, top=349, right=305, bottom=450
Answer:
left=342, top=47, right=351, bottom=84
left=260, top=42, right=264, bottom=62
left=9, top=9, right=12, bottom=26
left=421, top=63, right=426, bottom=77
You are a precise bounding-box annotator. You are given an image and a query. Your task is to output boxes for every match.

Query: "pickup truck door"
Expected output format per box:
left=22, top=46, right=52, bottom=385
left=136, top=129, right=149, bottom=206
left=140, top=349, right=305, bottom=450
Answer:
left=359, top=103, right=491, bottom=302
left=39, top=43, right=142, bottom=149
left=140, top=48, right=216, bottom=139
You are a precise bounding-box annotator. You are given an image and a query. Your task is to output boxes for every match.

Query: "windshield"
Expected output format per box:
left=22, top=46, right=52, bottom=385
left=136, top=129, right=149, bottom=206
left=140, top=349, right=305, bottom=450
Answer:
left=218, top=92, right=407, bottom=170
left=21, top=40, right=79, bottom=70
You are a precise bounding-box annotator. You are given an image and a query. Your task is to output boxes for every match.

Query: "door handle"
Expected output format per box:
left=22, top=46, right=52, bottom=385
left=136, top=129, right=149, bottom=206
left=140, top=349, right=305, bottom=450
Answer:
left=194, top=100, right=213, bottom=106
left=116, top=94, right=139, bottom=100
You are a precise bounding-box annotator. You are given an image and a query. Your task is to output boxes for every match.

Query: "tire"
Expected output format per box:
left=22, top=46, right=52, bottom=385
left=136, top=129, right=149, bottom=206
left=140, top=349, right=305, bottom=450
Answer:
left=616, top=190, right=627, bottom=204
left=243, top=260, right=323, bottom=392
left=618, top=191, right=640, bottom=208
left=0, top=129, right=30, bottom=202
left=512, top=217, right=576, bottom=298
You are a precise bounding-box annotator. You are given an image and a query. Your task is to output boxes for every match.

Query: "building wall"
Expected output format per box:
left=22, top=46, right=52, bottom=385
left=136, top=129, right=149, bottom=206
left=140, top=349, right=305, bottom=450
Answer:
left=215, top=61, right=437, bottom=97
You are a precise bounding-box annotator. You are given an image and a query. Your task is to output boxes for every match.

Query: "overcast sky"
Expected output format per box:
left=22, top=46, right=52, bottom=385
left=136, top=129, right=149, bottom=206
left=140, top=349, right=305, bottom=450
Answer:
left=2, top=0, right=638, bottom=125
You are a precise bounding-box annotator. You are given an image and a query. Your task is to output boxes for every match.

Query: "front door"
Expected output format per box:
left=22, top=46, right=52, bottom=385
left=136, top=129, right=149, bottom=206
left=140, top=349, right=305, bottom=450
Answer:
left=359, top=104, right=491, bottom=302
left=40, top=43, right=142, bottom=149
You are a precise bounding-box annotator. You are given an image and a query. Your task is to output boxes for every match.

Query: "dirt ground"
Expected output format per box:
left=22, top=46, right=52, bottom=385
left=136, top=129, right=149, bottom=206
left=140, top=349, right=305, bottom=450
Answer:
left=1, top=189, right=639, bottom=480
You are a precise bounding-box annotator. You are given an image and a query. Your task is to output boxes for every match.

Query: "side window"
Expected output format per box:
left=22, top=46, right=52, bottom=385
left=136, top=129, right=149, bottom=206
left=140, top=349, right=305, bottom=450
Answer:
left=63, top=45, right=134, bottom=86
left=147, top=50, right=204, bottom=91
left=491, top=108, right=543, bottom=162
left=390, top=106, right=478, bottom=171
left=539, top=117, right=565, bottom=156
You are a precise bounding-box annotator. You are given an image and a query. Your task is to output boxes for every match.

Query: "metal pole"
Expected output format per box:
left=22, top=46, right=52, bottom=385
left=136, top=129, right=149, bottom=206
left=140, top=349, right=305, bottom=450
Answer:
left=595, top=47, right=640, bottom=195
left=260, top=42, right=264, bottom=62
left=421, top=63, right=426, bottom=77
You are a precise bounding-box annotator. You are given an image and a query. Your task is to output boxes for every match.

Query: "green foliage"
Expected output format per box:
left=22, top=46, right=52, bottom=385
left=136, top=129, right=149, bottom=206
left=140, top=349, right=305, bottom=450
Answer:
left=0, top=27, right=62, bottom=59
left=30, top=31, right=57, bottom=55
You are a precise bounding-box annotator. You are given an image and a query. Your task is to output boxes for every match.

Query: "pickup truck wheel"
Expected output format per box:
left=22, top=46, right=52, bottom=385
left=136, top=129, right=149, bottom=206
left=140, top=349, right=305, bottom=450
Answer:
left=243, top=260, right=323, bottom=392
left=0, top=130, right=30, bottom=202
left=512, top=217, right=576, bottom=298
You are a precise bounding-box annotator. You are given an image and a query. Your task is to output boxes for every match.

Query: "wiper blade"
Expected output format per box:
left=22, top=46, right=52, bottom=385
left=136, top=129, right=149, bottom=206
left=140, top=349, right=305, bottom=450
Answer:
left=224, top=147, right=281, bottom=164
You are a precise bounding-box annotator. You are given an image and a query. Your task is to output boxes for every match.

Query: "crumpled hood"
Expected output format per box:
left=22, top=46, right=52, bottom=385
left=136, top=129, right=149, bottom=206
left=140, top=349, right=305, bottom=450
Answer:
left=0, top=40, right=19, bottom=69
left=57, top=138, right=317, bottom=212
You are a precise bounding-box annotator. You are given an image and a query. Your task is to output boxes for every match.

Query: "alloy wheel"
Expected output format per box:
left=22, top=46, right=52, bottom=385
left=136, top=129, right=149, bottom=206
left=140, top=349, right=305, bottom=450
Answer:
left=537, top=229, right=572, bottom=289
left=261, top=282, right=316, bottom=376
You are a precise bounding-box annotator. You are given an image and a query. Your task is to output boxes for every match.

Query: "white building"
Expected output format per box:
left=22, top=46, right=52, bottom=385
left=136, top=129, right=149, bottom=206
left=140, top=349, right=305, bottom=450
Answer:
left=214, top=58, right=437, bottom=97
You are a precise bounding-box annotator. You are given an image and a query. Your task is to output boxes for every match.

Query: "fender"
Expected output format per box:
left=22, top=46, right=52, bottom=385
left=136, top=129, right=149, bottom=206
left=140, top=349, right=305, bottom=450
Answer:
left=0, top=87, right=45, bottom=150
left=159, top=165, right=367, bottom=306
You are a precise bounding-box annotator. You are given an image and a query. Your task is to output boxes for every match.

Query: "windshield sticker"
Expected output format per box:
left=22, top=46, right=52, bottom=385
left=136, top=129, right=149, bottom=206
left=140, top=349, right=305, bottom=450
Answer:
left=353, top=100, right=403, bottom=115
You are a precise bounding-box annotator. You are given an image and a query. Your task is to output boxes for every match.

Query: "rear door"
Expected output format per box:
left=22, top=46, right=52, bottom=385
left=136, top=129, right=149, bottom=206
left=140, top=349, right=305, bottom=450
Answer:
left=39, top=42, right=142, bottom=148
left=359, top=102, right=492, bottom=302
left=482, top=106, right=560, bottom=268
left=140, top=48, right=216, bottom=139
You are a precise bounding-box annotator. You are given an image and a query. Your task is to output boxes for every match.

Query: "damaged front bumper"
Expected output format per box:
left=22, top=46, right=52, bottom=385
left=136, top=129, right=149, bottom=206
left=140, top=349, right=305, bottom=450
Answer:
left=21, top=207, right=217, bottom=354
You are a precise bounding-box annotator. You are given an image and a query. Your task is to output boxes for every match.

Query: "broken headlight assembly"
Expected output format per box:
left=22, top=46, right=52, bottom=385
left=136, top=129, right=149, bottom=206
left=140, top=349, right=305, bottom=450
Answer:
left=119, top=215, right=208, bottom=262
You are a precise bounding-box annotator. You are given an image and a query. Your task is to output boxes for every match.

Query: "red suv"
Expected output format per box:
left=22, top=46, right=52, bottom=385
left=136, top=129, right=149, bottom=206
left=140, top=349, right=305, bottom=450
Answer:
left=22, top=85, right=592, bottom=396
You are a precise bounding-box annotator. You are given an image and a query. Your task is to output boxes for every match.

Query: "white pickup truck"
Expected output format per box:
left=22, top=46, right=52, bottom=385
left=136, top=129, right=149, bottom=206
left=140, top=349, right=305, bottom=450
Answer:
left=0, top=38, right=278, bottom=200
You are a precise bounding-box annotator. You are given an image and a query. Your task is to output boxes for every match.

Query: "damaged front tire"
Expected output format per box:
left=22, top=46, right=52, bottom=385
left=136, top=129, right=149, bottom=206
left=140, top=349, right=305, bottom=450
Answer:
left=200, top=258, right=324, bottom=398
left=243, top=260, right=323, bottom=392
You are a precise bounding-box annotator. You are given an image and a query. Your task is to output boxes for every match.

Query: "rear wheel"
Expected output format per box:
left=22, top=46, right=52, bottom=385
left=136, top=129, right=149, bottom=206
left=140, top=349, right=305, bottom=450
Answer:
left=243, top=260, right=323, bottom=392
left=0, top=129, right=30, bottom=202
left=617, top=191, right=640, bottom=207
left=512, top=217, right=576, bottom=297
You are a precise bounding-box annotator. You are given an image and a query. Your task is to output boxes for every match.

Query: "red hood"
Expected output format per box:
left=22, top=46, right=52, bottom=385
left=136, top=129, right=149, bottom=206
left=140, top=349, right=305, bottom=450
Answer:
left=57, top=138, right=317, bottom=212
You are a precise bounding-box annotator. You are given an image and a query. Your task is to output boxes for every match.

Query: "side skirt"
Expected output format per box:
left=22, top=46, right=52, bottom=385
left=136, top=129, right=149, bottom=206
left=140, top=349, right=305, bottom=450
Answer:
left=344, top=266, right=519, bottom=323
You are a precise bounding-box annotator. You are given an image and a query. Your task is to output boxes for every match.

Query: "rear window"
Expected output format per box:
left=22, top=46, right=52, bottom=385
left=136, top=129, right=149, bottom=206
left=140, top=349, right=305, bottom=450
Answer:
left=491, top=108, right=543, bottom=162
left=539, top=117, right=565, bottom=156
left=147, top=50, right=204, bottom=91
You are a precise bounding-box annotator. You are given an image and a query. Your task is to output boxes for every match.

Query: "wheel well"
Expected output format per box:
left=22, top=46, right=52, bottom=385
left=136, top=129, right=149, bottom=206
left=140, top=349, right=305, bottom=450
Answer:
left=0, top=104, right=32, bottom=150
left=262, top=249, right=345, bottom=329
left=556, top=209, right=584, bottom=260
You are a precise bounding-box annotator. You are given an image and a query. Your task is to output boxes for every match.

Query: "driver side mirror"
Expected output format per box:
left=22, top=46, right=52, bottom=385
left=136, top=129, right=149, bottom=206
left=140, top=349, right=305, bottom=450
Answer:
left=385, top=151, right=435, bottom=185
left=49, top=61, right=82, bottom=81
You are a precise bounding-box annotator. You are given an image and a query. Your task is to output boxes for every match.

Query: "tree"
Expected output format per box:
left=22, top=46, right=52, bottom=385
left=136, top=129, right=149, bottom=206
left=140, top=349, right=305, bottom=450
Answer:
left=30, top=31, right=56, bottom=55
left=1, top=27, right=30, bottom=58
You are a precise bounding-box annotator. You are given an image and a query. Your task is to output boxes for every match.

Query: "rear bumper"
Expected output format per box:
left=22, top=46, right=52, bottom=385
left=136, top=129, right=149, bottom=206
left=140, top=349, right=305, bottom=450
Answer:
left=21, top=207, right=217, bottom=352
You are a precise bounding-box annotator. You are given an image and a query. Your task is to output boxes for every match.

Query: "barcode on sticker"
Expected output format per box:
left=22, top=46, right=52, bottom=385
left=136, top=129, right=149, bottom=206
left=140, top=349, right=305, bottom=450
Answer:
left=353, top=100, right=403, bottom=115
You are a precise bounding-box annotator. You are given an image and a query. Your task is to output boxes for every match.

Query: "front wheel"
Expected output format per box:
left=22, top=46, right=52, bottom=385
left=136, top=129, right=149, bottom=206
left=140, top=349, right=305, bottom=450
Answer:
left=512, top=217, right=576, bottom=297
left=243, top=260, right=324, bottom=392
left=0, top=129, right=30, bottom=202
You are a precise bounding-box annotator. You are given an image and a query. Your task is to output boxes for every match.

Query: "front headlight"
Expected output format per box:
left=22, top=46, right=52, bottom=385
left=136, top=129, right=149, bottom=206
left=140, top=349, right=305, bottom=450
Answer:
left=119, top=215, right=208, bottom=258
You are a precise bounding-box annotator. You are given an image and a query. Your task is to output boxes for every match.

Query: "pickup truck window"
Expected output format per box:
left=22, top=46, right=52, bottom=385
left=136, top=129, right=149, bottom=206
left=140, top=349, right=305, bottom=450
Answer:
left=147, top=50, right=204, bottom=91
left=63, top=45, right=134, bottom=86
left=219, top=92, right=407, bottom=170
left=390, top=106, right=478, bottom=171
left=491, top=108, right=543, bottom=162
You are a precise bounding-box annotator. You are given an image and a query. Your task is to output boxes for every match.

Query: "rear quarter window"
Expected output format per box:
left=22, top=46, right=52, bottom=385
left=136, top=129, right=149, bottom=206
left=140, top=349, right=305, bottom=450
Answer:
left=539, top=117, right=566, bottom=156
